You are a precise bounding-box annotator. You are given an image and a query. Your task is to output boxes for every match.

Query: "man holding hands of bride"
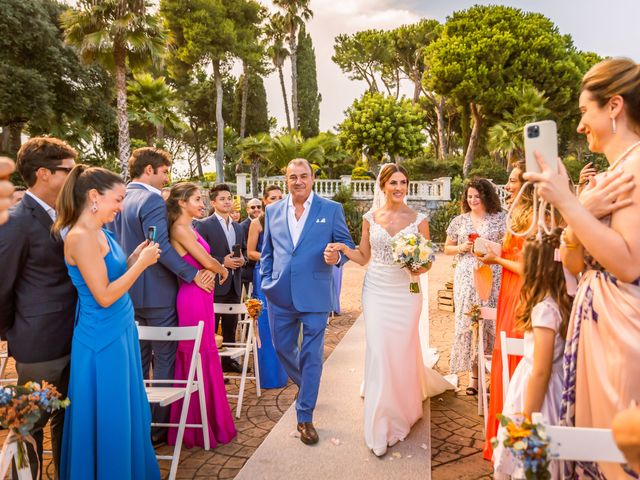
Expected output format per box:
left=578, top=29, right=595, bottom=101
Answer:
left=260, top=158, right=354, bottom=445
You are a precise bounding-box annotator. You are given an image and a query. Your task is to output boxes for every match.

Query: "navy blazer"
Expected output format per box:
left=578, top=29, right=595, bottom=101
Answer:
left=194, top=214, right=246, bottom=297
left=0, top=194, right=77, bottom=362
left=111, top=183, right=198, bottom=309
left=240, top=217, right=255, bottom=283
left=260, top=194, right=354, bottom=312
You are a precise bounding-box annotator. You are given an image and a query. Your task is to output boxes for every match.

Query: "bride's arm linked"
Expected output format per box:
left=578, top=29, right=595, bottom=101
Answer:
left=328, top=219, right=372, bottom=266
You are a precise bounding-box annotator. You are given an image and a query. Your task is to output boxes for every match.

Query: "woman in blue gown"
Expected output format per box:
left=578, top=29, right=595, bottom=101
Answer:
left=53, top=166, right=161, bottom=480
left=246, top=187, right=288, bottom=389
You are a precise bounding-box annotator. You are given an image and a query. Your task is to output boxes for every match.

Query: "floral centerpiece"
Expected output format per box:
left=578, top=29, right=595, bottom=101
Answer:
left=245, top=298, right=264, bottom=348
left=391, top=233, right=435, bottom=293
left=491, top=413, right=551, bottom=480
left=0, top=381, right=70, bottom=478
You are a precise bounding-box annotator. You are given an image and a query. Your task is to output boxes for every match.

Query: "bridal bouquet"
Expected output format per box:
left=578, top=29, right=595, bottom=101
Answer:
left=245, top=298, right=264, bottom=348
left=491, top=413, right=551, bottom=480
left=391, top=233, right=435, bottom=294
left=0, top=381, right=70, bottom=478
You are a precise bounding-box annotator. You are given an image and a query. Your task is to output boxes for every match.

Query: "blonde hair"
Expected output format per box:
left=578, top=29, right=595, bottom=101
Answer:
left=581, top=57, right=640, bottom=130
left=53, top=165, right=123, bottom=235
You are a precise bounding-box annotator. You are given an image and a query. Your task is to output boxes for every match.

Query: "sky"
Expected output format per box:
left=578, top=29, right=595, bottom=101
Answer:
left=260, top=0, right=640, bottom=132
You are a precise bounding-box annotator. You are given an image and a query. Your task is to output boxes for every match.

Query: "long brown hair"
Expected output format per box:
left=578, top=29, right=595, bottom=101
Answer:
left=461, top=178, right=502, bottom=214
left=505, top=160, right=535, bottom=245
left=165, top=182, right=200, bottom=230
left=515, top=228, right=571, bottom=338
left=53, top=165, right=123, bottom=235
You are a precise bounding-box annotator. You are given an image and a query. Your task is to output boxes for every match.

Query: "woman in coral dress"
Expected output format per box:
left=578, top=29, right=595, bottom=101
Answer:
left=477, top=161, right=533, bottom=460
left=165, top=182, right=236, bottom=448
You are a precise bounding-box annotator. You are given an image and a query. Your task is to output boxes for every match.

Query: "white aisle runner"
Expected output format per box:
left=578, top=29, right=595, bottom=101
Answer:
left=235, top=314, right=431, bottom=480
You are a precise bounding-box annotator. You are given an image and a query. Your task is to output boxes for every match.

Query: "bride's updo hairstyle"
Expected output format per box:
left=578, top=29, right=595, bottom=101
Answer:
left=581, top=57, right=640, bottom=131
left=378, top=163, right=410, bottom=189
left=166, top=182, right=199, bottom=230
left=53, top=165, right=124, bottom=235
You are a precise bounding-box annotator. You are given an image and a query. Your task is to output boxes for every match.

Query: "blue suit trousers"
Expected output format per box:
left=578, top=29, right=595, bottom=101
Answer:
left=268, top=302, right=328, bottom=423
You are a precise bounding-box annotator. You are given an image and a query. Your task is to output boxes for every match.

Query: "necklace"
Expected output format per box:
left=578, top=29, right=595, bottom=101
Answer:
left=608, top=139, right=640, bottom=172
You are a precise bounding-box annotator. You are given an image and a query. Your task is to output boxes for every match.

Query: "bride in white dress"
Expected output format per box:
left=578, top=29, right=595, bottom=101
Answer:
left=328, top=164, right=453, bottom=457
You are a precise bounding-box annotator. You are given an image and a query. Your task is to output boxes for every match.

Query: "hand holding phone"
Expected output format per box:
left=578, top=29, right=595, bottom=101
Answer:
left=147, top=226, right=157, bottom=243
left=524, top=120, right=559, bottom=174
left=232, top=244, right=241, bottom=258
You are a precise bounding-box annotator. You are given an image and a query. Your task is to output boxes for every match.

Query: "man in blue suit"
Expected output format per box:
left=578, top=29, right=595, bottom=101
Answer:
left=112, top=147, right=214, bottom=443
left=261, top=158, right=354, bottom=445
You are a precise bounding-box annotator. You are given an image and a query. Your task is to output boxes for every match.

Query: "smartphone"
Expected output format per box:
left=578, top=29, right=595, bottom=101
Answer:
left=147, top=226, right=157, bottom=243
left=524, top=120, right=559, bottom=174
left=232, top=244, right=241, bottom=258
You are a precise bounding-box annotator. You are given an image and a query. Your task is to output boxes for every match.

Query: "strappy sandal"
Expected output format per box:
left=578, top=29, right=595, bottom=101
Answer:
left=466, top=376, right=478, bottom=396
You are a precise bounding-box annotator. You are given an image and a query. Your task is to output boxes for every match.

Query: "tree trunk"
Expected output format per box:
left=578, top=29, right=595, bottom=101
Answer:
left=0, top=126, right=10, bottom=154
left=192, top=124, right=204, bottom=179
left=250, top=158, right=259, bottom=198
left=289, top=30, right=299, bottom=130
left=8, top=122, right=23, bottom=157
left=240, top=64, right=249, bottom=139
left=436, top=96, right=447, bottom=160
left=114, top=40, right=131, bottom=181
left=463, top=102, right=481, bottom=177
left=213, top=61, right=225, bottom=183
left=278, top=66, right=292, bottom=130
left=156, top=123, right=164, bottom=143
left=412, top=75, right=421, bottom=104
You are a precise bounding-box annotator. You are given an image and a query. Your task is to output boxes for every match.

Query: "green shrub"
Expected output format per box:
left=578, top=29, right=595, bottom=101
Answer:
left=401, top=155, right=462, bottom=180
left=430, top=201, right=461, bottom=244
left=351, top=166, right=370, bottom=180
left=333, top=186, right=365, bottom=244
left=467, top=156, right=508, bottom=184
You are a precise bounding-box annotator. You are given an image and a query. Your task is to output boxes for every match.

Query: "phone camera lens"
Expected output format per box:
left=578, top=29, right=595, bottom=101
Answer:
left=527, top=125, right=540, bottom=138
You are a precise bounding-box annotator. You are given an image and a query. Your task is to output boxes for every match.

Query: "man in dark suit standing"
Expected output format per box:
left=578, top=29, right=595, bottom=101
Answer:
left=240, top=197, right=262, bottom=296
left=112, top=147, right=214, bottom=444
left=0, top=137, right=78, bottom=479
left=195, top=184, right=246, bottom=372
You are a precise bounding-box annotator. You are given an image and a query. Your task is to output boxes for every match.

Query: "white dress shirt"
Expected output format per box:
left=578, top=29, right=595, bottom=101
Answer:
left=129, top=181, right=161, bottom=196
left=25, top=191, right=56, bottom=221
left=214, top=212, right=236, bottom=251
left=287, top=191, right=314, bottom=248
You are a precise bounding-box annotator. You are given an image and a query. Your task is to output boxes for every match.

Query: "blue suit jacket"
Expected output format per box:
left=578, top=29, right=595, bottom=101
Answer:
left=111, top=184, right=198, bottom=309
left=260, top=194, right=355, bottom=312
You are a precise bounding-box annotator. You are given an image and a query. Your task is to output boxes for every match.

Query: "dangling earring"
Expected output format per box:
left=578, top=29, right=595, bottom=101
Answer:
left=91, top=201, right=98, bottom=214
left=612, top=117, right=617, bottom=134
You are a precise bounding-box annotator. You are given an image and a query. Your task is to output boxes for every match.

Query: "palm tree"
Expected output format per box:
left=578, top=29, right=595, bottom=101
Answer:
left=127, top=73, right=182, bottom=145
left=62, top=0, right=166, bottom=179
left=265, top=13, right=291, bottom=130
left=272, top=0, right=313, bottom=131
left=488, top=85, right=550, bottom=166
left=238, top=133, right=272, bottom=196
left=268, top=131, right=336, bottom=174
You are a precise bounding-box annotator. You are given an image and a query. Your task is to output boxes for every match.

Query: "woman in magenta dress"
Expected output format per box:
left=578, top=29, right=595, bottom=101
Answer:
left=165, top=182, right=236, bottom=448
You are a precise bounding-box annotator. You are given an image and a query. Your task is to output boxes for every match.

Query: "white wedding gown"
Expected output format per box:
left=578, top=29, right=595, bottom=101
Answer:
left=361, top=211, right=454, bottom=453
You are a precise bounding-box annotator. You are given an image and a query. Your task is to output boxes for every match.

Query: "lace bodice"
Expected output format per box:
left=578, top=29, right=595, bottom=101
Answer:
left=364, top=211, right=426, bottom=265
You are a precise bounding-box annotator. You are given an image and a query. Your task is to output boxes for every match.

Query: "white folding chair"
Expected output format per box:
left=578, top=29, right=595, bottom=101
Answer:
left=477, top=307, right=496, bottom=429
left=531, top=413, right=626, bottom=463
left=500, top=331, right=525, bottom=403
left=214, top=303, right=261, bottom=418
left=0, top=349, right=17, bottom=385
left=137, top=321, right=209, bottom=480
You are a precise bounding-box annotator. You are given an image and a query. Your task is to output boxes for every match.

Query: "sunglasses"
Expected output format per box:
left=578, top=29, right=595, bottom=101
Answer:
left=249, top=205, right=263, bottom=210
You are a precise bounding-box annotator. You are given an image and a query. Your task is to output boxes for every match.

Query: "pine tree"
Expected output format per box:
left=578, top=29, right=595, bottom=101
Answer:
left=295, top=25, right=320, bottom=137
left=232, top=72, right=270, bottom=137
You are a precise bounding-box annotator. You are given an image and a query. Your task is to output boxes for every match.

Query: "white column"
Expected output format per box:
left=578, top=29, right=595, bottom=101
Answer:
left=437, top=177, right=451, bottom=201
left=236, top=173, right=247, bottom=197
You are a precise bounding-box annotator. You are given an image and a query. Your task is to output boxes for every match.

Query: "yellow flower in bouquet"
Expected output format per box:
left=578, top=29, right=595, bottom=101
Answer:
left=391, top=233, right=436, bottom=294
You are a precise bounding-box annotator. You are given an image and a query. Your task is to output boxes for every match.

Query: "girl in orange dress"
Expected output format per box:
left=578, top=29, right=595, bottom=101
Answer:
left=476, top=161, right=533, bottom=461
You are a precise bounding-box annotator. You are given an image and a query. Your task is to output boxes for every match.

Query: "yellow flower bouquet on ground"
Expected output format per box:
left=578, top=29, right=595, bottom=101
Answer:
left=391, top=233, right=435, bottom=293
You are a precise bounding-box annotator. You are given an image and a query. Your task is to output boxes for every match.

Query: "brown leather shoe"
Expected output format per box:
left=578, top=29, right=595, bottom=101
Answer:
left=297, top=422, right=319, bottom=445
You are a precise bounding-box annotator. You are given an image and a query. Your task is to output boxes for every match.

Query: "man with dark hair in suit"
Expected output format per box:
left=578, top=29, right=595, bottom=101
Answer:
left=112, top=147, right=215, bottom=444
left=195, top=184, right=247, bottom=372
left=240, top=197, right=263, bottom=296
left=0, top=137, right=78, bottom=479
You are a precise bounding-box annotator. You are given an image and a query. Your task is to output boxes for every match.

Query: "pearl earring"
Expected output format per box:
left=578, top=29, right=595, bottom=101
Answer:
left=91, top=201, right=98, bottom=214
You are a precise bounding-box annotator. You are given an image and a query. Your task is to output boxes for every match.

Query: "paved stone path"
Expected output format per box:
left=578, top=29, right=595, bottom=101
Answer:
left=0, top=255, right=494, bottom=479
